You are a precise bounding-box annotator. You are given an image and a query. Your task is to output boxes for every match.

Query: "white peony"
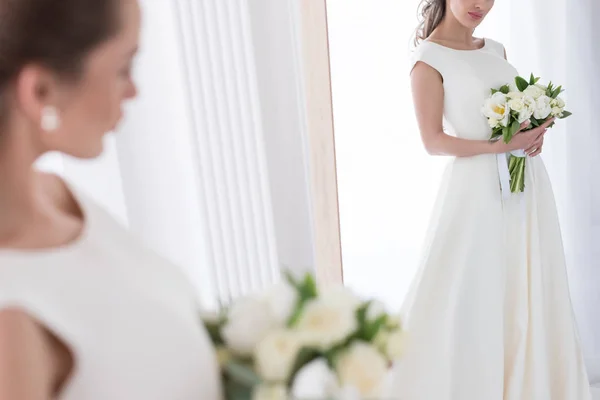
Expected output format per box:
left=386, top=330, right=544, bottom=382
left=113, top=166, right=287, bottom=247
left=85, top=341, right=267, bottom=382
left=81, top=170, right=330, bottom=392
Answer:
left=254, top=330, right=303, bottom=382
left=517, top=95, right=536, bottom=123
left=221, top=295, right=275, bottom=356
left=482, top=92, right=510, bottom=127
left=252, top=384, right=287, bottom=400
left=336, top=342, right=389, bottom=398
left=295, top=297, right=358, bottom=349
left=291, top=358, right=340, bottom=399
left=533, top=95, right=552, bottom=120
left=264, top=281, right=299, bottom=326
left=523, top=84, right=546, bottom=99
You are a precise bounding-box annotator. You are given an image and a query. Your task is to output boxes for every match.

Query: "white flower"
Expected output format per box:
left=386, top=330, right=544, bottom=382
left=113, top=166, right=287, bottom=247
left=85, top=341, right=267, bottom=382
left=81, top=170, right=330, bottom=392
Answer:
left=335, top=342, right=389, bottom=398
left=295, top=298, right=358, bottom=349
left=523, top=84, right=546, bottom=99
left=535, top=83, right=548, bottom=92
left=507, top=91, right=524, bottom=100
left=533, top=95, right=552, bottom=120
left=508, top=98, right=525, bottom=112
left=517, top=95, right=536, bottom=123
left=482, top=92, right=510, bottom=127
left=291, top=358, right=340, bottom=399
left=222, top=295, right=275, bottom=356
left=555, top=96, right=566, bottom=108
left=551, top=107, right=564, bottom=117
left=385, top=329, right=406, bottom=360
left=488, top=117, right=499, bottom=129
left=264, top=281, right=299, bottom=326
left=319, top=286, right=363, bottom=310
left=254, top=330, right=303, bottom=382
left=366, top=300, right=387, bottom=322
left=252, top=384, right=287, bottom=400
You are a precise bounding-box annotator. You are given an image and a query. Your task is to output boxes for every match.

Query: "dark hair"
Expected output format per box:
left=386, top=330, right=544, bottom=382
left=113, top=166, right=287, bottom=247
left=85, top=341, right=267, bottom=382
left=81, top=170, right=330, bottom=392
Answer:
left=0, top=0, right=120, bottom=116
left=414, top=0, right=447, bottom=46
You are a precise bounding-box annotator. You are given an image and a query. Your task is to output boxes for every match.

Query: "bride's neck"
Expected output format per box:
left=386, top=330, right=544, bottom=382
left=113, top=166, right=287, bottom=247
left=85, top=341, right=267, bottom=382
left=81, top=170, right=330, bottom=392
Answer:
left=431, top=17, right=476, bottom=45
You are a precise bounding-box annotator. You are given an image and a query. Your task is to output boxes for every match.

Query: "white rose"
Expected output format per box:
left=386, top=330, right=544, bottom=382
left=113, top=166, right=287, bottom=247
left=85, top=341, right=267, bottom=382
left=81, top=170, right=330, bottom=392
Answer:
left=555, top=96, right=566, bottom=108
left=222, top=295, right=275, bottom=356
left=533, top=95, right=552, bottom=120
left=482, top=92, right=509, bottom=127
left=254, top=330, right=303, bottom=382
left=335, top=342, right=389, bottom=398
left=264, top=281, right=299, bottom=326
left=252, top=384, right=287, bottom=400
left=291, top=358, right=340, bottom=399
left=523, top=84, right=546, bottom=99
left=295, top=298, right=358, bottom=349
left=507, top=91, right=524, bottom=100
left=487, top=118, right=499, bottom=129
left=508, top=98, right=525, bottom=112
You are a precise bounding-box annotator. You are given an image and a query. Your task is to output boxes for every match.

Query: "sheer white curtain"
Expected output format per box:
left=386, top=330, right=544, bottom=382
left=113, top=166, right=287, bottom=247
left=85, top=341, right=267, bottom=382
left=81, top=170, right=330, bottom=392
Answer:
left=328, top=0, right=599, bottom=384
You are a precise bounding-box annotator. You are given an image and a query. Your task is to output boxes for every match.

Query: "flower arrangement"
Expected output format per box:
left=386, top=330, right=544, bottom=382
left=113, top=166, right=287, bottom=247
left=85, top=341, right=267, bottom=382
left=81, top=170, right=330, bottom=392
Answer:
left=202, top=272, right=404, bottom=400
left=482, top=73, right=572, bottom=193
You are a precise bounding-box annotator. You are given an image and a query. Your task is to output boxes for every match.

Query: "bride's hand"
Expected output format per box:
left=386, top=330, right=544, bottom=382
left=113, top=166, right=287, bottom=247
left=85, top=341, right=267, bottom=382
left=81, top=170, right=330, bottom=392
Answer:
left=497, top=118, right=555, bottom=154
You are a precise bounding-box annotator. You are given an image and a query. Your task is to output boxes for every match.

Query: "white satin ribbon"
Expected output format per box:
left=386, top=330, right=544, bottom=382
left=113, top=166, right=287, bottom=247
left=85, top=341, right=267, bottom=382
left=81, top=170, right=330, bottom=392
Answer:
left=496, top=149, right=526, bottom=199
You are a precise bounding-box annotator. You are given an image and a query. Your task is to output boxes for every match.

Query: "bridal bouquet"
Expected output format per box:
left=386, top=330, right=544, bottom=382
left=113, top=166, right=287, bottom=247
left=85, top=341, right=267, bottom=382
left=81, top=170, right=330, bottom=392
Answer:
left=482, top=74, right=572, bottom=193
left=202, top=272, right=404, bottom=400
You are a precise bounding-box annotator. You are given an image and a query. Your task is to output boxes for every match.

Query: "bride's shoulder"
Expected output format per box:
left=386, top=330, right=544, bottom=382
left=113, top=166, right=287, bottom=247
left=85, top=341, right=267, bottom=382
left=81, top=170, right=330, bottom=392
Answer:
left=484, top=38, right=507, bottom=58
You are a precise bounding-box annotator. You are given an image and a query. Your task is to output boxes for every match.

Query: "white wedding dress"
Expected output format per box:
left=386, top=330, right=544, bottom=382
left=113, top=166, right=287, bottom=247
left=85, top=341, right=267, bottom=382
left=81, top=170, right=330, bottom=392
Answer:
left=391, top=39, right=591, bottom=399
left=0, top=180, right=222, bottom=399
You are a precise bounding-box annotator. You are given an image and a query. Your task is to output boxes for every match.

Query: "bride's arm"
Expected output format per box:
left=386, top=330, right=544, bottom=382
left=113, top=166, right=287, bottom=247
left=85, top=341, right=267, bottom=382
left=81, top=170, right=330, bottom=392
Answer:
left=411, top=62, right=541, bottom=157
left=0, top=310, right=65, bottom=400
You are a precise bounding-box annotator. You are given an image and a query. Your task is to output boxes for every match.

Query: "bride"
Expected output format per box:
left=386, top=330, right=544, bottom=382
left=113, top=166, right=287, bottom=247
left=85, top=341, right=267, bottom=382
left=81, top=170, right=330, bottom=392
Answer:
left=0, top=0, right=221, bottom=398
left=391, top=0, right=592, bottom=398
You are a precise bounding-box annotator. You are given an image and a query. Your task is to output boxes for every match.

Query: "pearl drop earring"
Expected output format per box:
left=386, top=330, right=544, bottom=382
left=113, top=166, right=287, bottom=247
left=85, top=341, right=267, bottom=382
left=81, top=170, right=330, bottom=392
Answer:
left=41, top=106, right=60, bottom=132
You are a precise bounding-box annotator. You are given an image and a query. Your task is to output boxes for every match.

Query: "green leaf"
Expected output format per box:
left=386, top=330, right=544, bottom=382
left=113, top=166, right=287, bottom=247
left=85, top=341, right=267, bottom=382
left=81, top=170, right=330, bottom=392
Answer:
left=499, top=84, right=510, bottom=94
left=502, top=126, right=510, bottom=143
left=530, top=118, right=540, bottom=127
left=529, top=73, right=535, bottom=85
left=224, top=360, right=262, bottom=388
left=509, top=119, right=520, bottom=137
left=363, top=315, right=388, bottom=342
left=491, top=88, right=499, bottom=94
left=559, top=110, right=573, bottom=119
left=515, top=76, right=529, bottom=92
left=203, top=320, right=225, bottom=345
left=551, top=85, right=562, bottom=99
left=534, top=77, right=541, bottom=84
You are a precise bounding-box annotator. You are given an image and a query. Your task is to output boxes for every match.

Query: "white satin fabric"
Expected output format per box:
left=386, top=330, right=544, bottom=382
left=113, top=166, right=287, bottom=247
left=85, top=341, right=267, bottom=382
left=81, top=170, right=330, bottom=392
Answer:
left=391, top=39, right=591, bottom=399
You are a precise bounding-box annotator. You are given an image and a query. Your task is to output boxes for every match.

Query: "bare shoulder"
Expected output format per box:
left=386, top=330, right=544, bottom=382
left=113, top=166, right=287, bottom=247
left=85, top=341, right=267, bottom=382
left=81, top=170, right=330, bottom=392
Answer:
left=0, top=308, right=73, bottom=399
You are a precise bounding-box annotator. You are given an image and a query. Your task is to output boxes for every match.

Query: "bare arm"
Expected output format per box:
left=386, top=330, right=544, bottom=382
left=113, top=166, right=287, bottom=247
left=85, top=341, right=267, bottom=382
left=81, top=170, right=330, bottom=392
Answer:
left=411, top=62, right=547, bottom=157
left=0, top=309, right=57, bottom=400
left=411, top=61, right=504, bottom=157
